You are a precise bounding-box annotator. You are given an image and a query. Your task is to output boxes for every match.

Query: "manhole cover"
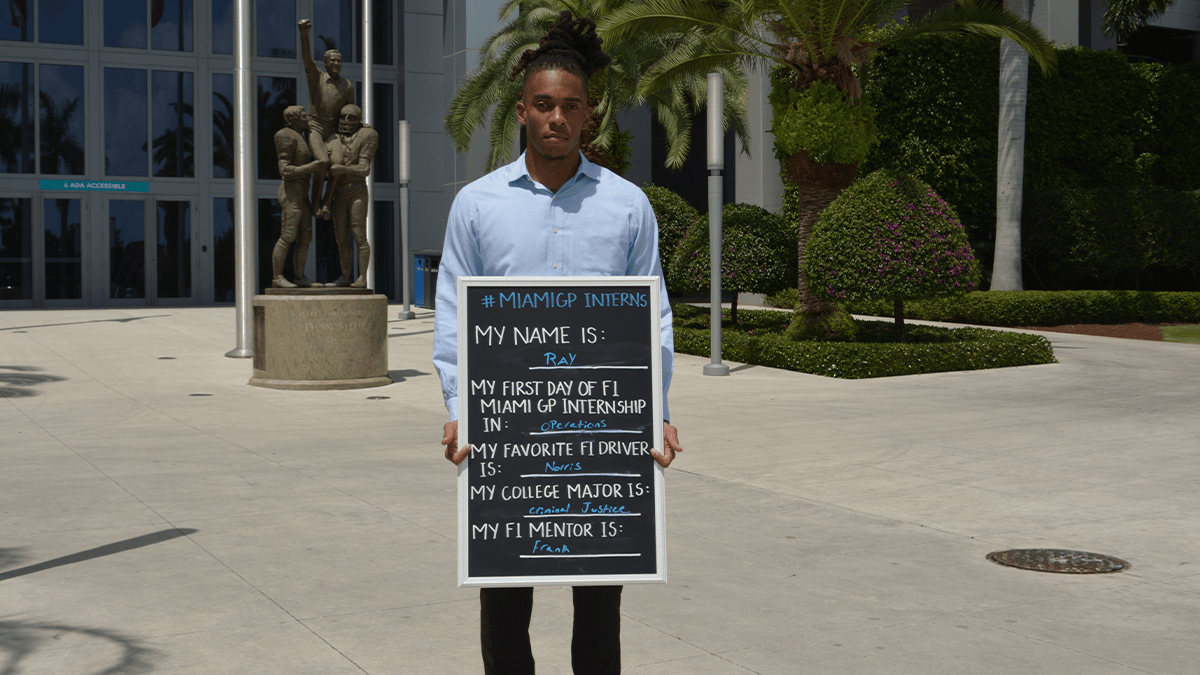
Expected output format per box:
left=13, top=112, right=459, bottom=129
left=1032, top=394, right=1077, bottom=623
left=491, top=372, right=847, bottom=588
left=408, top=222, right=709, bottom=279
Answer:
left=986, top=549, right=1129, bottom=574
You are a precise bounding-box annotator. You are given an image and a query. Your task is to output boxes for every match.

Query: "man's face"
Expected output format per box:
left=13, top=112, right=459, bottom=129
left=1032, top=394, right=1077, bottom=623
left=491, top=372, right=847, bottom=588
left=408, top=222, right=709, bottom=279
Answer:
left=324, top=52, right=342, bottom=77
left=516, top=69, right=588, bottom=163
left=289, top=109, right=310, bottom=132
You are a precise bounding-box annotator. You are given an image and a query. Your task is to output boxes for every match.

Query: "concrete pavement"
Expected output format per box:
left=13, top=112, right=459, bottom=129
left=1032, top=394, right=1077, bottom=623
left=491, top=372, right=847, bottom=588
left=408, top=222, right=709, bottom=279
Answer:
left=1, top=305, right=1198, bottom=674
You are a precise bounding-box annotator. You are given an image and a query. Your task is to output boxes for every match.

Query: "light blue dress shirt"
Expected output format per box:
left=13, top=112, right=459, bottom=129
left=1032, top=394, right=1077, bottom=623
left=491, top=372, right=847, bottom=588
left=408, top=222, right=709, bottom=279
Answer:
left=432, top=152, right=674, bottom=422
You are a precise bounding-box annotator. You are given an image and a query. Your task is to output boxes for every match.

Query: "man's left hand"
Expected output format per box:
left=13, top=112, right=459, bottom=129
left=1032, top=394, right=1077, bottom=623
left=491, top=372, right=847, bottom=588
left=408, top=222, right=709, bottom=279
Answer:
left=650, top=422, right=683, bottom=468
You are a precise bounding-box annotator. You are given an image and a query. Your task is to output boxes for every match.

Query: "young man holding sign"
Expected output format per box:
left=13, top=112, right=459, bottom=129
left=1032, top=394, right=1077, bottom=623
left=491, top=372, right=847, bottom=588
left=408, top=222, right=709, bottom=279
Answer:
left=432, top=12, right=682, bottom=675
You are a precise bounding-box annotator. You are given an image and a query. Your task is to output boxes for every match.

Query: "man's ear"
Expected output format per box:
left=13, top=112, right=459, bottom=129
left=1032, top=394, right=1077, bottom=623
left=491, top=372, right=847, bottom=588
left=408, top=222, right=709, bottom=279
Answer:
left=515, top=99, right=526, bottom=126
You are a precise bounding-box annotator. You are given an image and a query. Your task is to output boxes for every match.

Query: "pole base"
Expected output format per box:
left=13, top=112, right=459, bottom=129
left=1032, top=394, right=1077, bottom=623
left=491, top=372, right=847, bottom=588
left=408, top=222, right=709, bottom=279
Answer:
left=396, top=309, right=417, bottom=320
left=225, top=347, right=253, bottom=359
left=703, top=363, right=730, bottom=377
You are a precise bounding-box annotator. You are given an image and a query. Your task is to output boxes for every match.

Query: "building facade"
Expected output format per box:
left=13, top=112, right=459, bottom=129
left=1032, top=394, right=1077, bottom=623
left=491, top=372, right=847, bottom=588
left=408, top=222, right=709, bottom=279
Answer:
left=2, top=0, right=1197, bottom=309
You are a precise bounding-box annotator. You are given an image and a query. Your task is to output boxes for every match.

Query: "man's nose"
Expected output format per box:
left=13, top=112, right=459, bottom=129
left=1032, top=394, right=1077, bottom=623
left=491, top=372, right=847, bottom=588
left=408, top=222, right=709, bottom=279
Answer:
left=549, top=106, right=565, bottom=123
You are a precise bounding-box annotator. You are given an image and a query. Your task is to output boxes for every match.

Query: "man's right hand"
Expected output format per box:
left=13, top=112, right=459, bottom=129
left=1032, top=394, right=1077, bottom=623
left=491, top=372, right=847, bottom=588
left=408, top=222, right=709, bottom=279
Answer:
left=442, top=420, right=471, bottom=465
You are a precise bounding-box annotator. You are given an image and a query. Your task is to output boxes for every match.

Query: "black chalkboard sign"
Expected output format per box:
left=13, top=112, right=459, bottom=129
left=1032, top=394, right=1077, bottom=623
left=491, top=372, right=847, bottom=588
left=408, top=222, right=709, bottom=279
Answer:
left=457, top=277, right=666, bottom=587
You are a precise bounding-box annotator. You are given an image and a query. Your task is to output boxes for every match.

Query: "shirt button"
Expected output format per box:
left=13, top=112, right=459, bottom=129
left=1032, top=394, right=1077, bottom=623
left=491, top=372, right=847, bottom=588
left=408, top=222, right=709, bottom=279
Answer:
left=553, top=228, right=558, bottom=234
left=553, top=263, right=558, bottom=269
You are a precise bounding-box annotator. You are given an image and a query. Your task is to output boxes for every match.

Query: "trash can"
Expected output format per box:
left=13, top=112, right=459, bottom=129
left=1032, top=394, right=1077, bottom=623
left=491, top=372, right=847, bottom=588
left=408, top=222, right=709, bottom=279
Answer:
left=413, top=249, right=441, bottom=310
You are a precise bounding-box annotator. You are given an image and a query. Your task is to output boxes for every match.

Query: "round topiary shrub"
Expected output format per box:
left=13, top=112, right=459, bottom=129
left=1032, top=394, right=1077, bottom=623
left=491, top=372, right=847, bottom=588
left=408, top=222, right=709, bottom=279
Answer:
left=803, top=169, right=981, bottom=340
left=643, top=185, right=700, bottom=292
left=670, top=203, right=796, bottom=323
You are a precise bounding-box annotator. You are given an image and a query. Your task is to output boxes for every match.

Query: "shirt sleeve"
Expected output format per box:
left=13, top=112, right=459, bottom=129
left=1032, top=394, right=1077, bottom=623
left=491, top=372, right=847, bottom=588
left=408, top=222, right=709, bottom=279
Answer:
left=626, top=191, right=674, bottom=423
left=432, top=190, right=480, bottom=421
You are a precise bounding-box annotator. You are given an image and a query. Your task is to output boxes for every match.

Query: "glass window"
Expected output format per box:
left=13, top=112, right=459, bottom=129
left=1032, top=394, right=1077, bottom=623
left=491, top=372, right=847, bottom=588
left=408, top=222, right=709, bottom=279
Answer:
left=106, top=0, right=147, bottom=49
left=257, top=76, right=296, bottom=180
left=213, top=197, right=234, bottom=301
left=314, top=0, right=354, bottom=62
left=212, top=73, right=233, bottom=178
left=1, top=0, right=32, bottom=42
left=256, top=198, right=281, bottom=292
left=373, top=82, right=393, bottom=182
left=153, top=0, right=193, bottom=51
left=156, top=200, right=191, bottom=298
left=44, top=197, right=81, bottom=299
left=40, top=64, right=85, bottom=175
left=110, top=199, right=146, bottom=299
left=0, top=198, right=33, bottom=300
left=211, top=0, right=233, bottom=54
left=374, top=200, right=395, bottom=300
left=105, top=68, right=148, bottom=177
left=40, top=0, right=84, bottom=45
left=152, top=70, right=194, bottom=177
left=372, top=0, right=393, bottom=66
left=257, top=0, right=295, bottom=58
left=1, top=62, right=35, bottom=174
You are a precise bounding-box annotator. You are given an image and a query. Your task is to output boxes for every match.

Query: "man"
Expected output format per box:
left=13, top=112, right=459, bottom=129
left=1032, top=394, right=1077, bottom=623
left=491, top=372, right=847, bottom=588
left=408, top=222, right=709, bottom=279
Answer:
left=325, top=104, right=377, bottom=289
left=298, top=19, right=355, bottom=221
left=270, top=106, right=322, bottom=288
left=431, top=12, right=682, bottom=675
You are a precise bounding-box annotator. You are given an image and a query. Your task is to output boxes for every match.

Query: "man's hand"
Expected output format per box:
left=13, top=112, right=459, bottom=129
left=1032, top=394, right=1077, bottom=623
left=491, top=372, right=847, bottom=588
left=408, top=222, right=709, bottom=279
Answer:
left=650, top=422, right=683, bottom=468
left=442, top=420, right=471, bottom=465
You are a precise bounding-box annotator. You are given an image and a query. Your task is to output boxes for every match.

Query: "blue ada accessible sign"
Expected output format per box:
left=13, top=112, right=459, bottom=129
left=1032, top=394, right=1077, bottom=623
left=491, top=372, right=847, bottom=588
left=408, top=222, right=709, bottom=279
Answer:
left=39, top=180, right=151, bottom=193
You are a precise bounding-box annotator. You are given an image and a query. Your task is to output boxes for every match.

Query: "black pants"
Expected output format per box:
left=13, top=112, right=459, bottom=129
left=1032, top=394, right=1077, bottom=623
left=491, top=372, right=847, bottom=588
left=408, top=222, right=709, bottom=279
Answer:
left=480, top=586, right=622, bottom=675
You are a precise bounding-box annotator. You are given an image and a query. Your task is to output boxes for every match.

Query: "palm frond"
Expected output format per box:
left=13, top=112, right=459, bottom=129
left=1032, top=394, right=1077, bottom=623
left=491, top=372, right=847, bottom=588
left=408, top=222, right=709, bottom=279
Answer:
left=898, top=0, right=1057, bottom=75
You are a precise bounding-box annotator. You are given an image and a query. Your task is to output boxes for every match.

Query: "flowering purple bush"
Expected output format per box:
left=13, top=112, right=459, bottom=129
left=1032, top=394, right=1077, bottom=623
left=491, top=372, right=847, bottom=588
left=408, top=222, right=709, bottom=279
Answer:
left=804, top=170, right=981, bottom=339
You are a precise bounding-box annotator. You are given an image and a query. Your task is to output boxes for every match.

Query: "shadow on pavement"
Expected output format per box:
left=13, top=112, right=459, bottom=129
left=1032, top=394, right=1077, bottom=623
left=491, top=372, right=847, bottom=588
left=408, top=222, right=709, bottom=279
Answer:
left=0, top=529, right=198, bottom=582
left=387, top=369, right=431, bottom=384
left=388, top=329, right=434, bottom=338
left=0, top=366, right=66, bottom=398
left=1, top=314, right=171, bottom=332
left=0, top=620, right=160, bottom=675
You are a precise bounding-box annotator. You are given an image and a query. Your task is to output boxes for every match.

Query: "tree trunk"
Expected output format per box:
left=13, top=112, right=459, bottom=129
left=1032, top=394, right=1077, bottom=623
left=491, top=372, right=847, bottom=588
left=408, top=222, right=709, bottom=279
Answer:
left=993, top=0, right=1030, bottom=291
left=783, top=149, right=858, bottom=340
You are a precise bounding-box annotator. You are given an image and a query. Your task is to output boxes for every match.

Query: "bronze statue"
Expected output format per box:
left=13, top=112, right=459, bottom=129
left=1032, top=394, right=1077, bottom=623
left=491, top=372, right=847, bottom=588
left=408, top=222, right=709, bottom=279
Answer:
left=325, top=104, right=378, bottom=288
left=299, top=19, right=355, bottom=221
left=271, top=105, right=322, bottom=288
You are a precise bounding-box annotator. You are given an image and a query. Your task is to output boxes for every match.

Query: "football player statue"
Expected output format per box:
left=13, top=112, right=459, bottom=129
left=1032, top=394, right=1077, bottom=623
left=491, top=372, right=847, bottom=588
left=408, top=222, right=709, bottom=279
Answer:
left=325, top=104, right=377, bottom=288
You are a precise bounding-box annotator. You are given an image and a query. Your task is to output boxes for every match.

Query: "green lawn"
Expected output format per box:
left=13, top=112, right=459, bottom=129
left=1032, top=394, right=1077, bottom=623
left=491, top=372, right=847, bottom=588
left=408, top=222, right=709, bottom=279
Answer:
left=1161, top=325, right=1200, bottom=344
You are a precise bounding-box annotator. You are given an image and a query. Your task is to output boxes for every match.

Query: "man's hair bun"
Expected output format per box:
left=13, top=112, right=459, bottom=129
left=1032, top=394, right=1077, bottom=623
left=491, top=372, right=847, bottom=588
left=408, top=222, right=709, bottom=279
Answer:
left=510, top=11, right=611, bottom=84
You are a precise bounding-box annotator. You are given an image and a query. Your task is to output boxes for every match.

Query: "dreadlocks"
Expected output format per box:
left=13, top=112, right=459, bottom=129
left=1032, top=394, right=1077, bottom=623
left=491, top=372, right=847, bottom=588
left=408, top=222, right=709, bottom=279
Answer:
left=509, top=11, right=611, bottom=87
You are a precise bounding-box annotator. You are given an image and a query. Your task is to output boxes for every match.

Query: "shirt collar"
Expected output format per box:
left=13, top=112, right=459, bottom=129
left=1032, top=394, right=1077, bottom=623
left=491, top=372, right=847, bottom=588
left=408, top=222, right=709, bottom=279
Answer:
left=507, top=151, right=601, bottom=191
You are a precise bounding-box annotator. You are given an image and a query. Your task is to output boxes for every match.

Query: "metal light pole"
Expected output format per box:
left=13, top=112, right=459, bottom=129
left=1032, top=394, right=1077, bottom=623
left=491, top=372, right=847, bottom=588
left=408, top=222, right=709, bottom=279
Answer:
left=226, top=0, right=254, bottom=358
left=703, top=72, right=729, bottom=377
left=363, top=0, right=375, bottom=289
left=397, top=120, right=415, bottom=319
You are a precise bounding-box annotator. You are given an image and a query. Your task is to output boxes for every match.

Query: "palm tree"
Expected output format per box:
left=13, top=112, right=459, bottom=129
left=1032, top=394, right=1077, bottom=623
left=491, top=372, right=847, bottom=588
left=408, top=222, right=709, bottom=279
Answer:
left=1101, top=0, right=1175, bottom=39
left=212, top=91, right=234, bottom=178
left=445, top=0, right=751, bottom=174
left=992, top=0, right=1029, bottom=291
left=39, top=92, right=85, bottom=175
left=602, top=0, right=1056, bottom=338
left=146, top=100, right=195, bottom=178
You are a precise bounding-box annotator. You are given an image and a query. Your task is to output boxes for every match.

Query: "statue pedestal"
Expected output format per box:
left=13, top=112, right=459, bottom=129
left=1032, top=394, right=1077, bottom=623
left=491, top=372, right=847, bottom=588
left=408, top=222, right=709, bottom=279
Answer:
left=250, top=290, right=392, bottom=390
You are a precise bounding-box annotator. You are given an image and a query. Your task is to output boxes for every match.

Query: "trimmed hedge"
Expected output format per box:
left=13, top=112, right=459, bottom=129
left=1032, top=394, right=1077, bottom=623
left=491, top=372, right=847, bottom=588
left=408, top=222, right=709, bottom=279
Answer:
left=669, top=203, right=796, bottom=297
left=644, top=185, right=700, bottom=291
left=860, top=37, right=1200, bottom=281
left=840, top=290, right=1200, bottom=326
left=1022, top=188, right=1200, bottom=291
left=673, top=304, right=1057, bottom=379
